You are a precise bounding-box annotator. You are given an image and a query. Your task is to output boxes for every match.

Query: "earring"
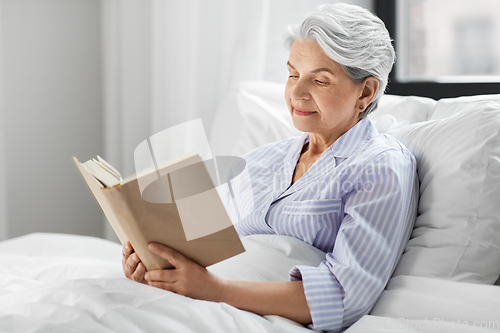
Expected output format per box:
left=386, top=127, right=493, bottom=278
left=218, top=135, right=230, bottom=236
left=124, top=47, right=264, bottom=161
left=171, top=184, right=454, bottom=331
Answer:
left=359, top=105, right=363, bottom=110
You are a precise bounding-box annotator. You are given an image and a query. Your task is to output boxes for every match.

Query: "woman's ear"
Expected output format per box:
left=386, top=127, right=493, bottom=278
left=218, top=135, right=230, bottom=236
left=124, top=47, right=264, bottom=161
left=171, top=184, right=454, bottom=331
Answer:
left=358, top=77, right=379, bottom=110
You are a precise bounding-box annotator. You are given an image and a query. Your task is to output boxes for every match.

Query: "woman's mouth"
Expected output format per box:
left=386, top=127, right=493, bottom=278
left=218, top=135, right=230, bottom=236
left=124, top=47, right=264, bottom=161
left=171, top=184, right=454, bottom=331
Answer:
left=293, top=107, right=316, bottom=116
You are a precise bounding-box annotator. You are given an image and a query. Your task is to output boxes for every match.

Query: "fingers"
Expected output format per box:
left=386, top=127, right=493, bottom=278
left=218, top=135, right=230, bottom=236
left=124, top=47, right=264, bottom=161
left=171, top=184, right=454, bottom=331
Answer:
left=145, top=269, right=176, bottom=284
left=122, top=241, right=133, bottom=258
left=132, top=262, right=147, bottom=283
left=148, top=243, right=187, bottom=268
left=145, top=271, right=181, bottom=294
left=125, top=253, right=147, bottom=283
left=122, top=242, right=198, bottom=293
left=122, top=242, right=147, bottom=283
left=127, top=252, right=141, bottom=270
left=147, top=281, right=178, bottom=293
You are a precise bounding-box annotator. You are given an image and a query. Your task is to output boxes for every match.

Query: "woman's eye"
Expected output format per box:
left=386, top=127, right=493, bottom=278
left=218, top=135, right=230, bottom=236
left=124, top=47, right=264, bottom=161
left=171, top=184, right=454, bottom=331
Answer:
left=316, top=80, right=328, bottom=85
left=288, top=75, right=298, bottom=79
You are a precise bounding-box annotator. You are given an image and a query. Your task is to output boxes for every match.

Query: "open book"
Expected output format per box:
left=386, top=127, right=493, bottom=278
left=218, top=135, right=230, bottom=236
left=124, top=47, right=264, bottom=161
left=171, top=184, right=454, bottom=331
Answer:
left=73, top=153, right=245, bottom=270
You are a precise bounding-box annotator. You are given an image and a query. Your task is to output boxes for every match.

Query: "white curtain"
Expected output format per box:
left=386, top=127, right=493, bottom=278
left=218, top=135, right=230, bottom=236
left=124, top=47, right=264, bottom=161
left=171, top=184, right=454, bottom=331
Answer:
left=150, top=0, right=270, bottom=134
left=101, top=0, right=272, bottom=169
left=100, top=0, right=270, bottom=240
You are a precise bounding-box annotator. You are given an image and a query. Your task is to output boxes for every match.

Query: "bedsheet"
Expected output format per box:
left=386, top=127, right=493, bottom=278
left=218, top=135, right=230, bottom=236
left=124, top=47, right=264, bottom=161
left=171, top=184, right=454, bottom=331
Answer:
left=347, top=315, right=499, bottom=333
left=0, top=233, right=317, bottom=333
left=346, top=275, right=500, bottom=333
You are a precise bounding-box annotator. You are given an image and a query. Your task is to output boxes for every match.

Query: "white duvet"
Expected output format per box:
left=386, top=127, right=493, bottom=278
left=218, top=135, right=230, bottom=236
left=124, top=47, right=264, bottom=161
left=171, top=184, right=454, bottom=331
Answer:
left=0, top=233, right=321, bottom=333
left=1, top=233, right=499, bottom=333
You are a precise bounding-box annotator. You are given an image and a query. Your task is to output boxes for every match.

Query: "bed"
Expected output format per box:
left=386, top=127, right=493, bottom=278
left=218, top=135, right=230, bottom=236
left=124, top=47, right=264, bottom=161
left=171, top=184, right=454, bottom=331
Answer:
left=1, top=81, right=499, bottom=332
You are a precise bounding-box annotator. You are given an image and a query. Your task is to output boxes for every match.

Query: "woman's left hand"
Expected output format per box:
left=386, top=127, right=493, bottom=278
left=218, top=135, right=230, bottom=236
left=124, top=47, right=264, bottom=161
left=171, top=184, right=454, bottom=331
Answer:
left=146, top=243, right=312, bottom=325
left=145, top=242, right=226, bottom=302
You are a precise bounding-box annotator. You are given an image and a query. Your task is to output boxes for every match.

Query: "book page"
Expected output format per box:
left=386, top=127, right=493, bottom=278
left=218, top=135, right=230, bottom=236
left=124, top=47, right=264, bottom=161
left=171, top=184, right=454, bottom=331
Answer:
left=82, top=160, right=121, bottom=188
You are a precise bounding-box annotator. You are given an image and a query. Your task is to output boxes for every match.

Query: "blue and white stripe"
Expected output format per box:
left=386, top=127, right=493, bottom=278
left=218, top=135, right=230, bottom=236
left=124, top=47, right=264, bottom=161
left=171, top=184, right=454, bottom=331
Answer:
left=224, top=117, right=418, bottom=331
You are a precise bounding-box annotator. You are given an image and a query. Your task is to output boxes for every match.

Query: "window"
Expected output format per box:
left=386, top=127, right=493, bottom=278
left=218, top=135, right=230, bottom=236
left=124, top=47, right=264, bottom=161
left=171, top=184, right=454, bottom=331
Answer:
left=376, top=0, right=500, bottom=99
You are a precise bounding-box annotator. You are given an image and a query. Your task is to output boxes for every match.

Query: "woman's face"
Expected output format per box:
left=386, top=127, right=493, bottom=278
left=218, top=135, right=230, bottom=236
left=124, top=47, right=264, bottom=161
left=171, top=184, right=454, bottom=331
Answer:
left=285, top=39, right=366, bottom=143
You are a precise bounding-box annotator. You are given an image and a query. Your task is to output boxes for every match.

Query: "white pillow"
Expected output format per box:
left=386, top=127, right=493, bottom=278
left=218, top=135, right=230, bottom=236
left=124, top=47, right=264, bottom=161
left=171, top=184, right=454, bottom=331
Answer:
left=431, top=94, right=500, bottom=120
left=209, top=89, right=245, bottom=156
left=369, top=94, right=436, bottom=124
left=369, top=94, right=436, bottom=134
left=390, top=96, right=500, bottom=284
left=208, top=234, right=326, bottom=281
left=231, top=81, right=302, bottom=157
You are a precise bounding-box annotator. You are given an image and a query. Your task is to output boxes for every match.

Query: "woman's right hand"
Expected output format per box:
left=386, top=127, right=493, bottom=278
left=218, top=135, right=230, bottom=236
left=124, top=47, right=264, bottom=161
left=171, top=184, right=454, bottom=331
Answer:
left=122, top=241, right=147, bottom=284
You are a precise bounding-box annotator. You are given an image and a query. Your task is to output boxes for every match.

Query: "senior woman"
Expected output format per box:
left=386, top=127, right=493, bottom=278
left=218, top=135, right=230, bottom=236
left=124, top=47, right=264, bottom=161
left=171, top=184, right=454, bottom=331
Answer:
left=122, top=3, right=418, bottom=331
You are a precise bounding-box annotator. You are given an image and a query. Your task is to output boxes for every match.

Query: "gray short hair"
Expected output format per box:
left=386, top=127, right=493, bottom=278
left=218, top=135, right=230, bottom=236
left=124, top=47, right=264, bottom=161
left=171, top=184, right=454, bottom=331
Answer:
left=284, top=3, right=395, bottom=119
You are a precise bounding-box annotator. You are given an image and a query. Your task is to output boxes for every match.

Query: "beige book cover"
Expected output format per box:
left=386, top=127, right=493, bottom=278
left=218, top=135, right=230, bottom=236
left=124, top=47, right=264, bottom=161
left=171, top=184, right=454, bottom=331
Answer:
left=73, top=155, right=245, bottom=271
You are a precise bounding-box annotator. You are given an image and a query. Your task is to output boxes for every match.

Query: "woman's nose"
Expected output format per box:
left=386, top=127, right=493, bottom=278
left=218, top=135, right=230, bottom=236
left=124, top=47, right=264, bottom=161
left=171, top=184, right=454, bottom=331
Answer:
left=290, top=80, right=311, bottom=101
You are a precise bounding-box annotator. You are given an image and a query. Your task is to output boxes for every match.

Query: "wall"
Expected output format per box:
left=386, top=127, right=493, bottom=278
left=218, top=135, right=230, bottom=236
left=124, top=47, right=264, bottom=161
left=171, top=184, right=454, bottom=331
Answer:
left=0, top=1, right=6, bottom=240
left=0, top=0, right=103, bottom=239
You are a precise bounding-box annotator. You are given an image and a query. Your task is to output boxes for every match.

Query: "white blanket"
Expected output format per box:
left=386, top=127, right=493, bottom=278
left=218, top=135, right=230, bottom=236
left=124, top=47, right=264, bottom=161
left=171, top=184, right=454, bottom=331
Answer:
left=0, top=233, right=320, bottom=333
left=347, top=275, right=500, bottom=333
left=2, top=233, right=499, bottom=333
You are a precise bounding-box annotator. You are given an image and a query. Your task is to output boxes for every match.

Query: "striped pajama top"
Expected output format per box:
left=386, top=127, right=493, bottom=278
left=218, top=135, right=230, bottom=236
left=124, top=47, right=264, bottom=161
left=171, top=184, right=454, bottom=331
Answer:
left=223, top=117, right=418, bottom=331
